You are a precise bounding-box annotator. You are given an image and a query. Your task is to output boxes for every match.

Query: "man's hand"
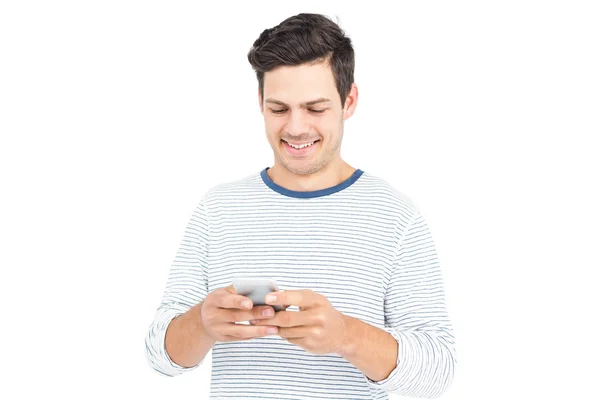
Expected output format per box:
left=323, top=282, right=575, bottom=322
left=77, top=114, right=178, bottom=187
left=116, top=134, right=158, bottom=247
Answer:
left=200, top=284, right=280, bottom=342
left=249, top=289, right=350, bottom=355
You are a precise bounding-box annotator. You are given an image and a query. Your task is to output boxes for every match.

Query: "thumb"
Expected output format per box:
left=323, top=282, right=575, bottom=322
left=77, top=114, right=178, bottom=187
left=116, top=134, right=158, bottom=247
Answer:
left=224, top=284, right=237, bottom=294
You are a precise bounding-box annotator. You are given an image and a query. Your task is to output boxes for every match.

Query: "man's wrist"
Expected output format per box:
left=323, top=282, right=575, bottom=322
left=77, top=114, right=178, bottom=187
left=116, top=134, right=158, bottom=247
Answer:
left=194, top=301, right=213, bottom=341
left=195, top=301, right=205, bottom=330
left=337, top=314, right=359, bottom=358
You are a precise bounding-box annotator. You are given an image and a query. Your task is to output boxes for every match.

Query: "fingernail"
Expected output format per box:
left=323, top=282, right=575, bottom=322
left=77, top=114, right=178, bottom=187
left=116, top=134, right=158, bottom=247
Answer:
left=267, top=327, right=278, bottom=334
left=262, top=308, right=274, bottom=317
left=265, top=295, right=276, bottom=304
left=242, top=300, right=252, bottom=309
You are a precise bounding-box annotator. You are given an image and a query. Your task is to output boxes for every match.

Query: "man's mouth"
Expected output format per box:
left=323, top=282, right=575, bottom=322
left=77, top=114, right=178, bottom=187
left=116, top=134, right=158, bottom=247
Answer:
left=281, top=139, right=320, bottom=156
left=282, top=139, right=319, bottom=149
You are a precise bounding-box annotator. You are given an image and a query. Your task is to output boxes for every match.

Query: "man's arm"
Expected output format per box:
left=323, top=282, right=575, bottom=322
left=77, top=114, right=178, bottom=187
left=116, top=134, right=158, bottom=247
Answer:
left=164, top=301, right=215, bottom=368
left=340, top=209, right=457, bottom=398
left=145, top=199, right=211, bottom=377
left=337, top=315, right=399, bottom=382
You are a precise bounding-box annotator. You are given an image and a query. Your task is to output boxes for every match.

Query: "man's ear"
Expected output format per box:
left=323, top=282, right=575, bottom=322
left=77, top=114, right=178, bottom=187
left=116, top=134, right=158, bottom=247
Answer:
left=342, top=83, right=359, bottom=120
left=258, top=89, right=263, bottom=114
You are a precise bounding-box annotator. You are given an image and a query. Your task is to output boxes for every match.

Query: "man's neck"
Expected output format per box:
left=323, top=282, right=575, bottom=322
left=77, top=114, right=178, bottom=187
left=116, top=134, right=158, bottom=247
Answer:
left=266, top=162, right=356, bottom=192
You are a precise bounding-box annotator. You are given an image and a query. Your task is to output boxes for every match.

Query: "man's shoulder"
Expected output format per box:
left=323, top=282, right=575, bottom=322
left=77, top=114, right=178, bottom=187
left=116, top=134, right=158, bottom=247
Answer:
left=200, top=170, right=262, bottom=203
left=357, top=171, right=419, bottom=214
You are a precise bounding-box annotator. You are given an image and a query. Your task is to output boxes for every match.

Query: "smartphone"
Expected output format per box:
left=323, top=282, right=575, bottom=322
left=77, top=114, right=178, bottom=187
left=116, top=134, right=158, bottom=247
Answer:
left=232, top=277, right=285, bottom=312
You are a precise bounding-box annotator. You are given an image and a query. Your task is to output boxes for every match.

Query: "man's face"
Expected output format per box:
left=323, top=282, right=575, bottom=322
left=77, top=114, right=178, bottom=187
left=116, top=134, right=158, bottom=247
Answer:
left=260, top=61, right=356, bottom=176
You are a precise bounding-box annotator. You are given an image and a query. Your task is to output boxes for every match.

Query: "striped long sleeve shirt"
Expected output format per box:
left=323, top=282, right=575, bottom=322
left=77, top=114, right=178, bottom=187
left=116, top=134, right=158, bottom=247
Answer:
left=145, top=167, right=456, bottom=399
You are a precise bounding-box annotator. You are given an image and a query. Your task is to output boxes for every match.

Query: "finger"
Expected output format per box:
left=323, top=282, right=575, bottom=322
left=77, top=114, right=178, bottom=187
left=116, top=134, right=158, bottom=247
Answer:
left=250, top=310, right=313, bottom=327
left=222, top=323, right=279, bottom=339
left=224, top=306, right=276, bottom=323
left=277, top=326, right=314, bottom=339
left=224, top=284, right=237, bottom=294
left=265, top=289, right=319, bottom=309
left=216, top=288, right=254, bottom=310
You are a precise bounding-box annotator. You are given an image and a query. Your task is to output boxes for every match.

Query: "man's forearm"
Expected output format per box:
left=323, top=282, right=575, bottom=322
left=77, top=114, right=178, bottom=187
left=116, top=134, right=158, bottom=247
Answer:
left=165, top=301, right=215, bottom=368
left=337, top=315, right=398, bottom=382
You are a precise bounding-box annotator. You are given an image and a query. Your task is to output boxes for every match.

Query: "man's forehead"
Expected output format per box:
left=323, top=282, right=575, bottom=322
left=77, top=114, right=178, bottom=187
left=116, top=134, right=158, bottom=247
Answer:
left=264, top=63, right=336, bottom=87
left=262, top=63, right=339, bottom=106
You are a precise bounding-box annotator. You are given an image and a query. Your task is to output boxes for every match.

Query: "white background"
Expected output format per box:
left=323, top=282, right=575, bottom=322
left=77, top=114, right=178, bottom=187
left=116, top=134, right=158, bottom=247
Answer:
left=1, top=1, right=598, bottom=399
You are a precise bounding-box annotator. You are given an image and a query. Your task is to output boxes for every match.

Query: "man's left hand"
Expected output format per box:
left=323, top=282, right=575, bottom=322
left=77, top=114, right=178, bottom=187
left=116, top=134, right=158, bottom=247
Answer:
left=250, top=289, right=350, bottom=355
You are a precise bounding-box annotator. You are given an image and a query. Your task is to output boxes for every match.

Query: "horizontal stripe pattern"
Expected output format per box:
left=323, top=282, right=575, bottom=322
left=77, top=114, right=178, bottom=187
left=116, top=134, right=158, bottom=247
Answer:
left=145, top=168, right=456, bottom=399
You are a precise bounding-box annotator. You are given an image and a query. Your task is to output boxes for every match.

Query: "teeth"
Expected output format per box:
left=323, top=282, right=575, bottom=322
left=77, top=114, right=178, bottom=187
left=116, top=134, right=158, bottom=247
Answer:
left=288, top=141, right=316, bottom=149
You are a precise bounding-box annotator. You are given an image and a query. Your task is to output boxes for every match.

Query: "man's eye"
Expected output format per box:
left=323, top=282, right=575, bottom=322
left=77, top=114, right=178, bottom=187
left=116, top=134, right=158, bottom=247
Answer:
left=270, top=108, right=326, bottom=114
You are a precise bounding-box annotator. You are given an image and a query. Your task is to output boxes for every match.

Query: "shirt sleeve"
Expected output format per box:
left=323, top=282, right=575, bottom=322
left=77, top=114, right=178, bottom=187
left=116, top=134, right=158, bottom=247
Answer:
left=144, top=199, right=210, bottom=377
left=366, top=209, right=457, bottom=398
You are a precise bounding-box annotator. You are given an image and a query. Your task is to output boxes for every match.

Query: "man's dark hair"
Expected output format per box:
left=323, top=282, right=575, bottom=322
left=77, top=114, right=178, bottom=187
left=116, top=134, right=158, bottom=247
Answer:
left=247, top=13, right=355, bottom=107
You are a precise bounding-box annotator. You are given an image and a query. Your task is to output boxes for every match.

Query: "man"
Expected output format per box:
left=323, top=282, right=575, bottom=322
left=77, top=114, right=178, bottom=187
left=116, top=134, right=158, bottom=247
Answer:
left=145, top=13, right=456, bottom=399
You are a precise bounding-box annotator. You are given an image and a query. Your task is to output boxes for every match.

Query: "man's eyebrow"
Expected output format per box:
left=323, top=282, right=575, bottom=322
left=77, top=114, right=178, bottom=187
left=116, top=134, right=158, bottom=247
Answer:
left=265, top=97, right=333, bottom=107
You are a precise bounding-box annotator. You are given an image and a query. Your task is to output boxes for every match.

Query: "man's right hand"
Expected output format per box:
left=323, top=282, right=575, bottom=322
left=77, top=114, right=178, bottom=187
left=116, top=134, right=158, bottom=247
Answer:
left=200, top=284, right=279, bottom=342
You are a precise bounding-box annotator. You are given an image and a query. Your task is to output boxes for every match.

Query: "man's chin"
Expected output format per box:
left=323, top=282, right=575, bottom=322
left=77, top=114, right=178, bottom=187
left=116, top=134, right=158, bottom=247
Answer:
left=280, top=160, right=324, bottom=176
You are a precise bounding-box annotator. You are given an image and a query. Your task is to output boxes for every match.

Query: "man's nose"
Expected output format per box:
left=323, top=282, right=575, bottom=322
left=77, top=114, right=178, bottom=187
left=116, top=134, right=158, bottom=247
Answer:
left=285, top=109, right=310, bottom=136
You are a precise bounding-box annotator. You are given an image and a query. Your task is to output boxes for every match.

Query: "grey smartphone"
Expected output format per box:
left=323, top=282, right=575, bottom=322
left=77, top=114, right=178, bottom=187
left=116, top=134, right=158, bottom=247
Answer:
left=232, top=278, right=285, bottom=312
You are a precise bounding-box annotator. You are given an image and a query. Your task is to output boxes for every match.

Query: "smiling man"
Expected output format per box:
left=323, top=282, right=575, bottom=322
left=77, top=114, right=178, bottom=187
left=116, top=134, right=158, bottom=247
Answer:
left=261, top=61, right=356, bottom=189
left=145, top=13, right=456, bottom=400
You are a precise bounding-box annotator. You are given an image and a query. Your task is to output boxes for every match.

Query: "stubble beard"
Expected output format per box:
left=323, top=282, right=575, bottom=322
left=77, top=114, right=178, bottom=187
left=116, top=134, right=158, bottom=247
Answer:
left=278, top=125, right=344, bottom=176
